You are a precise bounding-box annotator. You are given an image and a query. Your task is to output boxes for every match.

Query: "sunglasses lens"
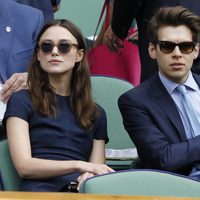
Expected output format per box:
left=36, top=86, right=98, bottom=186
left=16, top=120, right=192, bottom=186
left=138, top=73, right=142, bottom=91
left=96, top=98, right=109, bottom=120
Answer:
left=39, top=41, right=78, bottom=54
left=40, top=42, right=53, bottom=53
left=58, top=43, right=71, bottom=54
left=159, top=42, right=175, bottom=54
left=179, top=42, right=195, bottom=54
left=158, top=41, right=195, bottom=54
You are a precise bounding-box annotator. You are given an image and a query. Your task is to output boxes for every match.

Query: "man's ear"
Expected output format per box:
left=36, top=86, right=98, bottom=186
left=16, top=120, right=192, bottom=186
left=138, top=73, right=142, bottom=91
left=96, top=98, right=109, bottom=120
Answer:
left=193, top=43, right=200, bottom=59
left=76, top=49, right=84, bottom=62
left=148, top=42, right=157, bottom=59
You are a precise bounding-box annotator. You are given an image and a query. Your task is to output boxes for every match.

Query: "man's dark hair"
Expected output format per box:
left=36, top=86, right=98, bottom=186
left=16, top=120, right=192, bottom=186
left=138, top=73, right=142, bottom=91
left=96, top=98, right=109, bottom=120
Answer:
left=147, top=6, right=200, bottom=42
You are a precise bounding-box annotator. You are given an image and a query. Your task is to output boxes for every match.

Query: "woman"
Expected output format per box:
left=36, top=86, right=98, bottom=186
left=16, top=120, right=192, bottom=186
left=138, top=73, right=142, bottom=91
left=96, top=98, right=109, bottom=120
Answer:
left=3, top=19, right=114, bottom=191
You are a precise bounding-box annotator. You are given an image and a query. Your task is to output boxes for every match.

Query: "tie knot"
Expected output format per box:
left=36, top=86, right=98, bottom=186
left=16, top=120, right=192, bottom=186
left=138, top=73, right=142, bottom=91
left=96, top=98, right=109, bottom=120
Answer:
left=176, top=85, right=186, bottom=94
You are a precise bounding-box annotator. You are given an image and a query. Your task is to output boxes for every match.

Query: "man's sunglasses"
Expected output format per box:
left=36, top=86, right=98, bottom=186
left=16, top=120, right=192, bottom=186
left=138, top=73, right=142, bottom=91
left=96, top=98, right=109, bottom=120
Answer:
left=38, top=40, right=79, bottom=54
left=154, top=41, right=197, bottom=54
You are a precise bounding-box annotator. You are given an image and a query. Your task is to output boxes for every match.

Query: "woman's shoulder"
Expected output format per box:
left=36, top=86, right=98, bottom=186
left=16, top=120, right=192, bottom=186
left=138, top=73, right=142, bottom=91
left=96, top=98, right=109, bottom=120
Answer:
left=95, top=103, right=107, bottom=120
left=9, top=89, right=31, bottom=104
left=12, top=89, right=30, bottom=99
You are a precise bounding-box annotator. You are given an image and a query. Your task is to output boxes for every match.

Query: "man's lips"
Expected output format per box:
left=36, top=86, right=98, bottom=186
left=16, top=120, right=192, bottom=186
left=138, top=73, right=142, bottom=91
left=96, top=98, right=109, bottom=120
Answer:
left=170, top=62, right=184, bottom=68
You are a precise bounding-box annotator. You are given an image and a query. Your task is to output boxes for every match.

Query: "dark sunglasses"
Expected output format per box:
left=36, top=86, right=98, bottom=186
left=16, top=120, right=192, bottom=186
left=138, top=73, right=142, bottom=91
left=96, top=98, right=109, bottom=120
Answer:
left=154, top=41, right=197, bottom=54
left=38, top=40, right=79, bottom=54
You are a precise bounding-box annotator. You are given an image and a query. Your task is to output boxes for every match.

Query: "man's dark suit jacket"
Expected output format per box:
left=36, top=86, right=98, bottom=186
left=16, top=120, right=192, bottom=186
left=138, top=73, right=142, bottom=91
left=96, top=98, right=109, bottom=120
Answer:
left=112, top=0, right=200, bottom=82
left=118, top=72, right=200, bottom=175
left=16, top=0, right=61, bottom=24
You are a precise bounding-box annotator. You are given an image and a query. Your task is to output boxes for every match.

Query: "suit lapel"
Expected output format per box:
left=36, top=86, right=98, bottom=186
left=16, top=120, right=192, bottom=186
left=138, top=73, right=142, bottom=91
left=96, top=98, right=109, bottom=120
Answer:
left=150, top=74, right=187, bottom=141
left=193, top=73, right=200, bottom=86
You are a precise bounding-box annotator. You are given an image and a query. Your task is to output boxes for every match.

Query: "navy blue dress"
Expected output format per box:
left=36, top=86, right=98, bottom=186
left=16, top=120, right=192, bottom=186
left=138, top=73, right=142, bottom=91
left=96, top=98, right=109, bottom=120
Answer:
left=3, top=90, right=108, bottom=191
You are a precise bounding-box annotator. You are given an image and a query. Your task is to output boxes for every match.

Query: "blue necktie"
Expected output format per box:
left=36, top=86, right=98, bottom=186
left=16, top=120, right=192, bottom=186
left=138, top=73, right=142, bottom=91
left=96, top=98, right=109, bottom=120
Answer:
left=177, top=85, right=200, bottom=176
left=176, top=85, right=200, bottom=137
left=177, top=85, right=200, bottom=179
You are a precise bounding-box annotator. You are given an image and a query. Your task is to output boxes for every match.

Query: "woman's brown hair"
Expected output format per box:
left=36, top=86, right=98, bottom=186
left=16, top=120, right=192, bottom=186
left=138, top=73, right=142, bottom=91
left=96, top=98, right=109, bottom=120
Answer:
left=28, top=19, right=99, bottom=130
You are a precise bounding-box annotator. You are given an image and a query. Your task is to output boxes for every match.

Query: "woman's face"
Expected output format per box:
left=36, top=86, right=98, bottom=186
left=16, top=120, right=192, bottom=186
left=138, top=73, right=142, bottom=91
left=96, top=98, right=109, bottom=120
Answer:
left=37, top=25, right=83, bottom=79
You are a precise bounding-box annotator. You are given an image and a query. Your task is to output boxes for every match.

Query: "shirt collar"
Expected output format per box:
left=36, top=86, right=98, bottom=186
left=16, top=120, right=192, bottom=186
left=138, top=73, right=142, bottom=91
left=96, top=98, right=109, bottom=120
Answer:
left=183, top=72, right=199, bottom=91
left=159, top=71, right=199, bottom=95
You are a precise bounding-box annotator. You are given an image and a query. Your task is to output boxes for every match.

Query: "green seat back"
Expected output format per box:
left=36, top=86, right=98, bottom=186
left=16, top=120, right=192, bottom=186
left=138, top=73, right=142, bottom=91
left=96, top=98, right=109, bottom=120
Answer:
left=0, top=140, right=21, bottom=190
left=80, top=169, right=200, bottom=197
left=91, top=76, right=134, bottom=150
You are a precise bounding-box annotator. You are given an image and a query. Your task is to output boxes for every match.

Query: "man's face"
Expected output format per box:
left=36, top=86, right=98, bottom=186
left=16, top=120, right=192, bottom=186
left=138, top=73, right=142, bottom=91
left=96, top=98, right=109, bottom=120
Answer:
left=148, top=25, right=199, bottom=84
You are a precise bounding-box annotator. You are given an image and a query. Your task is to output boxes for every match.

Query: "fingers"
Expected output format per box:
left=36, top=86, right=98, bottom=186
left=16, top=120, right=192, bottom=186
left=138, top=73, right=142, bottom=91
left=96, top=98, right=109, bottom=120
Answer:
left=104, top=35, right=124, bottom=52
left=103, top=25, right=124, bottom=52
left=77, top=162, right=115, bottom=191
left=90, top=163, right=115, bottom=175
left=78, top=161, right=115, bottom=176
left=77, top=165, right=115, bottom=191
left=106, top=38, right=119, bottom=52
left=77, top=172, right=94, bottom=191
left=1, top=73, right=28, bottom=102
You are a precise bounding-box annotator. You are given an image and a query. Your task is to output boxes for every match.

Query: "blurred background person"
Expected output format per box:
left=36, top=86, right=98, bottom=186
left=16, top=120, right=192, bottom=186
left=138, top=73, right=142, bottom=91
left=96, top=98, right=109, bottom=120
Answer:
left=0, top=0, right=43, bottom=140
left=103, top=0, right=200, bottom=82
left=0, top=0, right=44, bottom=103
left=16, top=0, right=61, bottom=24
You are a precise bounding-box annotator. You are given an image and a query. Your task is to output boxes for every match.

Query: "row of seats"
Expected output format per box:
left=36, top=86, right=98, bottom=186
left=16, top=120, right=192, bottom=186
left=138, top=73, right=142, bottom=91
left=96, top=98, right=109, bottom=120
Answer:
left=79, top=169, right=200, bottom=197
left=1, top=139, right=200, bottom=197
left=90, top=76, right=137, bottom=170
left=1, top=75, right=200, bottom=197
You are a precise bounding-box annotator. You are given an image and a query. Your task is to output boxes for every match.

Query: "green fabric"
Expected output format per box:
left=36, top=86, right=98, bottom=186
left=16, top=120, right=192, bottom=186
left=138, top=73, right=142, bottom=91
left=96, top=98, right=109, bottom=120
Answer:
left=0, top=140, right=21, bottom=191
left=80, top=170, right=200, bottom=197
left=91, top=76, right=134, bottom=150
left=91, top=76, right=135, bottom=170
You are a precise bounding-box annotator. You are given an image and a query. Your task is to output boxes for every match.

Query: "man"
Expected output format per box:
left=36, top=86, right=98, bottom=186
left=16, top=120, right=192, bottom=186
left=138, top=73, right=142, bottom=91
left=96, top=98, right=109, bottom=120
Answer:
left=0, top=0, right=43, bottom=140
left=104, top=0, right=200, bottom=82
left=16, top=0, right=61, bottom=24
left=0, top=0, right=44, bottom=103
left=118, top=6, right=200, bottom=179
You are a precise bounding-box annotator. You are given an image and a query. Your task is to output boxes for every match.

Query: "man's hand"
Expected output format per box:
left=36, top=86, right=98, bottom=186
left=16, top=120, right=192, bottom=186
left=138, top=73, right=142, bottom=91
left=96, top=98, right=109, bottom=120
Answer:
left=103, top=25, right=124, bottom=52
left=1, top=72, right=28, bottom=103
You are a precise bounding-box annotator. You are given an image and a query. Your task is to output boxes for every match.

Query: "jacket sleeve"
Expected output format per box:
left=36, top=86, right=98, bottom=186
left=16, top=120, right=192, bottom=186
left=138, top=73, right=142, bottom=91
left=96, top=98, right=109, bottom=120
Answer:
left=111, top=0, right=141, bottom=40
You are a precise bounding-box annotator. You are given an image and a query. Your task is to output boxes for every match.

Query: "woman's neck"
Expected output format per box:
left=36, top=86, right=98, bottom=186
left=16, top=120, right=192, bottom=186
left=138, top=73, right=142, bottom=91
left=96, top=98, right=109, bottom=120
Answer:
left=49, top=74, right=72, bottom=96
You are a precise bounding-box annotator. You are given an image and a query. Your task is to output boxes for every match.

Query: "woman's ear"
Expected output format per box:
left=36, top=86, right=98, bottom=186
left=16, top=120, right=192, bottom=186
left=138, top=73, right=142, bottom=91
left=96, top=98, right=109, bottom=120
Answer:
left=76, top=49, right=84, bottom=62
left=148, top=42, right=157, bottom=59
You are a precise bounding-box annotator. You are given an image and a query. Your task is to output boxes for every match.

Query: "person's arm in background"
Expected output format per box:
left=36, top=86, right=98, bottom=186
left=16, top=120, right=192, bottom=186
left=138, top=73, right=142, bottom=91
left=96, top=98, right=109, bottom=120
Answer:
left=92, top=0, right=114, bottom=48
left=103, top=0, right=141, bottom=51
